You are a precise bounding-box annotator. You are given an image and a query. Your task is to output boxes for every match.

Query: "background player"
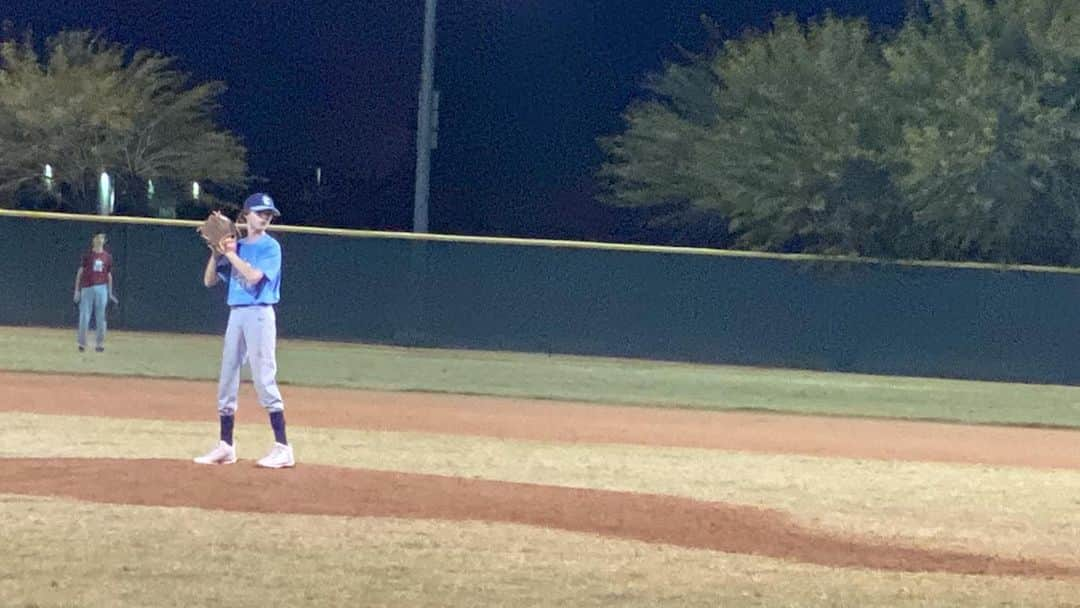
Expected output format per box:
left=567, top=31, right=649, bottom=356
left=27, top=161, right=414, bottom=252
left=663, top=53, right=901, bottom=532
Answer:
left=73, top=232, right=119, bottom=352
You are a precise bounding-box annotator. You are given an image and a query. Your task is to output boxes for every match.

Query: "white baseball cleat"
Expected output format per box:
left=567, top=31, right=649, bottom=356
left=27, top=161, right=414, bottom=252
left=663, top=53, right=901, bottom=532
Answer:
left=256, top=442, right=295, bottom=469
left=193, top=440, right=237, bottom=465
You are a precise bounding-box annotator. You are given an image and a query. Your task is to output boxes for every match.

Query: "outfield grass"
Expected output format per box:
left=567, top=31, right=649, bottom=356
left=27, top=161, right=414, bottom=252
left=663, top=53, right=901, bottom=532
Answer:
left=4, top=325, right=1080, bottom=427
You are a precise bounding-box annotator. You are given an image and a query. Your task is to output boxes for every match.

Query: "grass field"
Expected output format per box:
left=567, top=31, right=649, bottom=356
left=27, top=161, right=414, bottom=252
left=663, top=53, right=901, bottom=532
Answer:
left=4, top=325, right=1080, bottom=427
left=3, top=324, right=1080, bottom=607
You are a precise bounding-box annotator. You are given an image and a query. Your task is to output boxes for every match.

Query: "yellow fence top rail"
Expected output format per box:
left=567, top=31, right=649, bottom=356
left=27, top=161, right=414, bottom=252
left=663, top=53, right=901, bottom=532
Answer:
left=3, top=208, right=1078, bottom=275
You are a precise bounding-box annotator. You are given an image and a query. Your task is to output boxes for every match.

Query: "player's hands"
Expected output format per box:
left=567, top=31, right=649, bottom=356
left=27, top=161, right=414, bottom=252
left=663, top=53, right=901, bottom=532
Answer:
left=109, top=293, right=119, bottom=305
left=73, top=291, right=80, bottom=304
left=218, top=234, right=238, bottom=255
left=198, top=211, right=238, bottom=255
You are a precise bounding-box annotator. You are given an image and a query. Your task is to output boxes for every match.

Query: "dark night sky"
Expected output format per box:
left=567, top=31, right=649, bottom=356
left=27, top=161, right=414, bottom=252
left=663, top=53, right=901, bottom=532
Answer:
left=4, top=1, right=908, bottom=235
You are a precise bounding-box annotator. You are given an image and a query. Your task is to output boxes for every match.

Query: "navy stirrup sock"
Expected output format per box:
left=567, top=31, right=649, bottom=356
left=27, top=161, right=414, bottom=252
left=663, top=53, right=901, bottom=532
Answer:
left=269, top=411, right=287, bottom=445
left=220, top=415, right=235, bottom=446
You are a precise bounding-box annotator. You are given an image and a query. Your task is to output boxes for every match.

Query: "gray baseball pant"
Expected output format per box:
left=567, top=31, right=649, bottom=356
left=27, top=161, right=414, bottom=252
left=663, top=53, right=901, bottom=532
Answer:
left=217, top=304, right=284, bottom=416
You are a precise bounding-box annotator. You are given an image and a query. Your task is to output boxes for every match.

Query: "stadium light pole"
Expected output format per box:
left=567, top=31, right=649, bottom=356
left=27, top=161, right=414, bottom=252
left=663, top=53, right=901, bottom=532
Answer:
left=412, top=0, right=438, bottom=233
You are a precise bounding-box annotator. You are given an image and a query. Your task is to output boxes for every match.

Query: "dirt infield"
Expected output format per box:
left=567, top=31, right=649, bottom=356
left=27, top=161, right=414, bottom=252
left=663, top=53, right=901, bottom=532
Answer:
left=2, top=457, right=1077, bottom=578
left=6, top=371, right=1080, bottom=468
left=3, top=371, right=1080, bottom=578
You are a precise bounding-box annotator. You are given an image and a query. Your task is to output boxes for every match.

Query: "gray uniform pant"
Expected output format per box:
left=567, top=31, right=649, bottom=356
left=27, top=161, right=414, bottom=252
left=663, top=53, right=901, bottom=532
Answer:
left=217, top=305, right=284, bottom=416
left=77, top=284, right=108, bottom=348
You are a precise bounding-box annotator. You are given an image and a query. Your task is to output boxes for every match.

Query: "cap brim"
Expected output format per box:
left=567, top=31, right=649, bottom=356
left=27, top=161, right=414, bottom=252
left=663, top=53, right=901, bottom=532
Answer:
left=247, top=206, right=281, bottom=216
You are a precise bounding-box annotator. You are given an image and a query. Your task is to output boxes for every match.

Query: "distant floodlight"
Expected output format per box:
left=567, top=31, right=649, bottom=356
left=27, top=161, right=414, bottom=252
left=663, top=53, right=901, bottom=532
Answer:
left=316, top=166, right=322, bottom=186
left=192, top=181, right=201, bottom=200
left=147, top=179, right=155, bottom=201
left=98, top=171, right=112, bottom=216
left=43, top=164, right=54, bottom=191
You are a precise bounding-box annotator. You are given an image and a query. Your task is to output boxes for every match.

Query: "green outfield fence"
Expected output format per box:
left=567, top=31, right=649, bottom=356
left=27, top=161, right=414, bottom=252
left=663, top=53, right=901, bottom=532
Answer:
left=3, top=209, right=1080, bottom=384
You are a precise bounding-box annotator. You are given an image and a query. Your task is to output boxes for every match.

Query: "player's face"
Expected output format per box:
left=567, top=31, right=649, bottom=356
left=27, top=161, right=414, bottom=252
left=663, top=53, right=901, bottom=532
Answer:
left=246, top=210, right=275, bottom=230
left=92, top=234, right=106, bottom=248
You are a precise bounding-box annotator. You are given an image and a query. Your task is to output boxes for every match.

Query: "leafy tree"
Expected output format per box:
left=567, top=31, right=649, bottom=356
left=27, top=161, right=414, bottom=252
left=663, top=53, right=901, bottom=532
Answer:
left=601, top=1, right=1080, bottom=265
left=600, top=15, right=910, bottom=256
left=885, top=0, right=1080, bottom=263
left=0, top=30, right=246, bottom=213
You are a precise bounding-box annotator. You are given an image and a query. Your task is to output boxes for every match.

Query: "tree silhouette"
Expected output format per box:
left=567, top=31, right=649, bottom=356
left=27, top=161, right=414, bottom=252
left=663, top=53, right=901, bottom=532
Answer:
left=0, top=29, right=246, bottom=214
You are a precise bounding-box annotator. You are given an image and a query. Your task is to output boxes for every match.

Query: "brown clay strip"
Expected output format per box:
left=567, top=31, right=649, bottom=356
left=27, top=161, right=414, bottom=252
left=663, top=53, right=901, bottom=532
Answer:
left=1, top=457, right=1076, bottom=578
left=3, top=371, right=1080, bottom=469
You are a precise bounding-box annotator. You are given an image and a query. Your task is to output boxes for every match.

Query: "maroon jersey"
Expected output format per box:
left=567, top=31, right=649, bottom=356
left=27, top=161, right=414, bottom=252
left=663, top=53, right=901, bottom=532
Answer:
left=79, top=251, right=112, bottom=287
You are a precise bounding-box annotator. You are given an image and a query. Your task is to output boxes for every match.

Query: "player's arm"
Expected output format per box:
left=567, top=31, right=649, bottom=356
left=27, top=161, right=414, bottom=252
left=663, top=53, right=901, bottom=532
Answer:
left=73, top=266, right=83, bottom=302
left=222, top=250, right=264, bottom=286
left=107, top=272, right=119, bottom=303
left=218, top=237, right=268, bottom=287
left=203, top=252, right=222, bottom=287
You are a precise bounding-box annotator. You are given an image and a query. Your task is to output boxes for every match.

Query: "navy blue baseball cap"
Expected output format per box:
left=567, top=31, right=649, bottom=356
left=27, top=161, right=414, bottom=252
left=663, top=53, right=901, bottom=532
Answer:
left=243, top=192, right=281, bottom=216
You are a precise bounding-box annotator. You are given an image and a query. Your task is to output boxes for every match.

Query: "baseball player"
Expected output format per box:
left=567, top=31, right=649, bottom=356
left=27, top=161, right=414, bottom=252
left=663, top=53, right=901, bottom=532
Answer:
left=194, top=193, right=295, bottom=468
left=73, top=232, right=119, bottom=352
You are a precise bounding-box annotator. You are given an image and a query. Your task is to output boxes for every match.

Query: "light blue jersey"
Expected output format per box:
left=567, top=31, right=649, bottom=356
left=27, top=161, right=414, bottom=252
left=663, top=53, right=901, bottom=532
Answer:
left=217, top=233, right=282, bottom=306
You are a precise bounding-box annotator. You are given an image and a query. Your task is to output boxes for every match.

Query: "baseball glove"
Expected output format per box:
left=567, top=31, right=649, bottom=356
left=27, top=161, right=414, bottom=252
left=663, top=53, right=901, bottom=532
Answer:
left=196, top=211, right=239, bottom=254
